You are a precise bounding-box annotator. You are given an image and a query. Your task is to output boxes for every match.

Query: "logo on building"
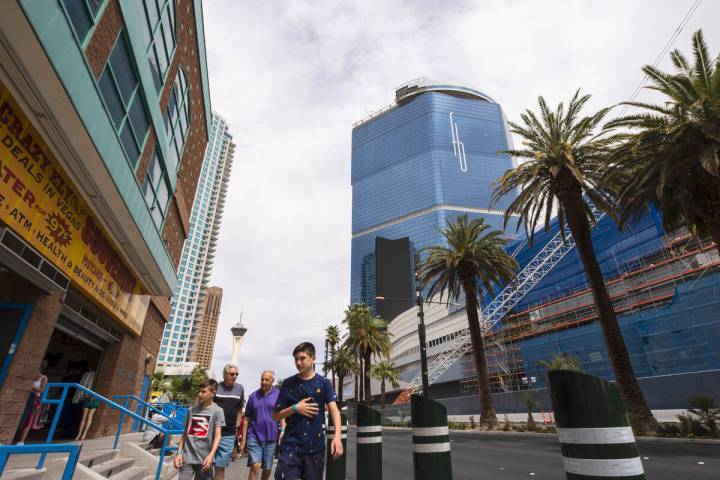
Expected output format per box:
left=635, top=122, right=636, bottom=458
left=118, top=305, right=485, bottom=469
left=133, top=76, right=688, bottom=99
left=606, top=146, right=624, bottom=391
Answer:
left=449, top=112, right=468, bottom=172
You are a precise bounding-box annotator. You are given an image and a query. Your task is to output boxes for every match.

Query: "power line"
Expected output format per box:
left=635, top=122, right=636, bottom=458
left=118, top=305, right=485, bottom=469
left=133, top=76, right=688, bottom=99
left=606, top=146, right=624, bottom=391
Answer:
left=616, top=0, right=703, bottom=119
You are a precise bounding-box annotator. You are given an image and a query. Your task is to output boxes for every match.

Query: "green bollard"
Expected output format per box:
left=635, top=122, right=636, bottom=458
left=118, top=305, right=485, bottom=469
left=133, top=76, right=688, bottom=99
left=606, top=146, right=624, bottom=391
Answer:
left=356, top=404, right=382, bottom=480
left=411, top=394, right=452, bottom=480
left=549, top=371, right=646, bottom=480
left=326, top=413, right=348, bottom=480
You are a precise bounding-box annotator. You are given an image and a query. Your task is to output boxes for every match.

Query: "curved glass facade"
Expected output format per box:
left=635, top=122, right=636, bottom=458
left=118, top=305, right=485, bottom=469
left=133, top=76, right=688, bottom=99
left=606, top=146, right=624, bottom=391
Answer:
left=351, top=88, right=519, bottom=308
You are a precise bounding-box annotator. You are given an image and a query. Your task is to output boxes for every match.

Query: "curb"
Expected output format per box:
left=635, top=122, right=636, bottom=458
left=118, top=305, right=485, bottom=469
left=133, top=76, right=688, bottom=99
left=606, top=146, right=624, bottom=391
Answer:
left=365, top=426, right=720, bottom=445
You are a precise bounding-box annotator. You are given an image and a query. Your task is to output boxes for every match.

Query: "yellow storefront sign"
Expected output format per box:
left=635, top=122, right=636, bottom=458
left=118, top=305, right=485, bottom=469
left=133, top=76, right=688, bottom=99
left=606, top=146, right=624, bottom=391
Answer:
left=0, top=78, right=149, bottom=335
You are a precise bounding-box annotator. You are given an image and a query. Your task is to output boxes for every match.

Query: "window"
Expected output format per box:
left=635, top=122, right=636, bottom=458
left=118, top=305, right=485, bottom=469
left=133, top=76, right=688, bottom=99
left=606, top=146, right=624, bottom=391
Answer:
left=163, top=68, right=190, bottom=171
left=62, top=0, right=104, bottom=44
left=136, top=0, right=176, bottom=91
left=98, top=32, right=150, bottom=167
left=143, top=149, right=171, bottom=229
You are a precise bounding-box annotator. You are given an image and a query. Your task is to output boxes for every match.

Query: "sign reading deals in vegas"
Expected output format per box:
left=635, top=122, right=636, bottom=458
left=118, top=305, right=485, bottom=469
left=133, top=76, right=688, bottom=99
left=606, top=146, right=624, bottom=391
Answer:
left=0, top=78, right=149, bottom=335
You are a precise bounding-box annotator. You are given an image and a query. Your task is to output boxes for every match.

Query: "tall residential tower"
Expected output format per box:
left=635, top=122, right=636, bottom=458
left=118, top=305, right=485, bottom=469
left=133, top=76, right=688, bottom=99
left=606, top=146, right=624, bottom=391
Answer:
left=158, top=113, right=234, bottom=373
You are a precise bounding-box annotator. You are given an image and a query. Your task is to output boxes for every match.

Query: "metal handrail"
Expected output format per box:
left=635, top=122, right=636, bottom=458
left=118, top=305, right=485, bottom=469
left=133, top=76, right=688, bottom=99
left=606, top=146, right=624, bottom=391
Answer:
left=0, top=443, right=81, bottom=480
left=113, top=394, right=185, bottom=434
left=41, top=383, right=173, bottom=480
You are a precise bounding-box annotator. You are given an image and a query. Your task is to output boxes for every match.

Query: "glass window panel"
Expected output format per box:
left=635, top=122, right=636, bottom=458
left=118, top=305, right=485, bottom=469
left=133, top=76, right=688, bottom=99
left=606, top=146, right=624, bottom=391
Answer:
left=151, top=202, right=163, bottom=227
left=88, top=0, right=103, bottom=15
left=179, top=107, right=188, bottom=137
left=148, top=52, right=162, bottom=92
left=167, top=92, right=177, bottom=131
left=120, top=123, right=140, bottom=164
left=163, top=109, right=171, bottom=137
left=157, top=179, right=169, bottom=212
left=168, top=141, right=179, bottom=172
left=162, top=7, right=175, bottom=47
left=167, top=1, right=175, bottom=33
left=147, top=153, right=159, bottom=185
left=128, top=93, right=149, bottom=145
left=154, top=42, right=168, bottom=83
left=62, top=0, right=92, bottom=42
left=179, top=69, right=187, bottom=92
left=143, top=177, right=155, bottom=205
left=135, top=0, right=152, bottom=45
left=174, top=134, right=182, bottom=159
left=98, top=69, right=124, bottom=128
left=169, top=91, right=178, bottom=126
left=146, top=0, right=160, bottom=29
left=109, top=38, right=137, bottom=105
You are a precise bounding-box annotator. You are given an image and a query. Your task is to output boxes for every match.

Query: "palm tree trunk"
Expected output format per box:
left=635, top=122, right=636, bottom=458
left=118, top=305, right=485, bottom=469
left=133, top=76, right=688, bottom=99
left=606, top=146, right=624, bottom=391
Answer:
left=710, top=222, right=720, bottom=258
left=363, top=348, right=372, bottom=404
left=461, top=277, right=497, bottom=429
left=358, top=353, right=364, bottom=403
left=338, top=375, right=345, bottom=406
left=324, top=339, right=329, bottom=377
left=331, top=343, right=337, bottom=392
left=560, top=186, right=656, bottom=433
left=380, top=379, right=386, bottom=410
left=354, top=363, right=359, bottom=407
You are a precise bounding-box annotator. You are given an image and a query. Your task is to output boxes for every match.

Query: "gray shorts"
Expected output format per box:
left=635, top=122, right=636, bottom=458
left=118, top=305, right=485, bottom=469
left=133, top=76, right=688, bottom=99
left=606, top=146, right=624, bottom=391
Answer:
left=179, top=464, right=213, bottom=480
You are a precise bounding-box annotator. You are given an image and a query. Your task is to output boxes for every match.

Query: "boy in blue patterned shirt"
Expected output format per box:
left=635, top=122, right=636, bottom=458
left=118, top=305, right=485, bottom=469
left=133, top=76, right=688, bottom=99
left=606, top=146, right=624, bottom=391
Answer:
left=272, top=342, right=343, bottom=480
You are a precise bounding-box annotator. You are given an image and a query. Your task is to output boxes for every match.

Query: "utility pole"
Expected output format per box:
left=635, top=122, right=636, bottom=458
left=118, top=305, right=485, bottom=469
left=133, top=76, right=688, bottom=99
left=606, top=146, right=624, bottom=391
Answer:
left=415, top=252, right=430, bottom=396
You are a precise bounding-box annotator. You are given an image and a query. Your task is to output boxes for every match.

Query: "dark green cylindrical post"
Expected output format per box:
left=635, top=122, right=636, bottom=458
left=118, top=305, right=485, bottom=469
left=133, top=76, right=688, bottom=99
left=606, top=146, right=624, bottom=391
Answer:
left=356, top=404, right=382, bottom=480
left=411, top=394, right=452, bottom=480
left=549, top=371, right=645, bottom=480
left=326, top=413, right=348, bottom=480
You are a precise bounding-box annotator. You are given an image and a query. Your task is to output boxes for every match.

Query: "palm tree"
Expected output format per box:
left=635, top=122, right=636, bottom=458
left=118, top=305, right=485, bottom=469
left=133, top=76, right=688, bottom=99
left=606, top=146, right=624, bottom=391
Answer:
left=604, top=30, right=720, bottom=257
left=343, top=304, right=392, bottom=404
left=520, top=390, right=539, bottom=431
left=492, top=90, right=656, bottom=433
left=419, top=214, right=517, bottom=428
left=370, top=361, right=401, bottom=410
left=329, top=346, right=359, bottom=407
left=325, top=325, right=341, bottom=391
left=151, top=371, right=168, bottom=397
left=169, top=377, right=194, bottom=404
left=538, top=352, right=583, bottom=372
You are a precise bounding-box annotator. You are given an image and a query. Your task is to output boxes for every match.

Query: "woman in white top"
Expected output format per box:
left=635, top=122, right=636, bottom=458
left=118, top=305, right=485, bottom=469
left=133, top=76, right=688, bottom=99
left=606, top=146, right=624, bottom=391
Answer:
left=17, top=364, right=48, bottom=444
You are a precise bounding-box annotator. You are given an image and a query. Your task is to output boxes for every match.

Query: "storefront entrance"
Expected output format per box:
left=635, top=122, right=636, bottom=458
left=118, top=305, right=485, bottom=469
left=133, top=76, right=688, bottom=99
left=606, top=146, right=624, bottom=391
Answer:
left=22, top=320, right=107, bottom=441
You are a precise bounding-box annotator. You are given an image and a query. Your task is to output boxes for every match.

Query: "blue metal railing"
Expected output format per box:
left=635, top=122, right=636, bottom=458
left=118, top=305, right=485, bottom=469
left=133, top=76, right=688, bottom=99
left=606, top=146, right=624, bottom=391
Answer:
left=113, top=394, right=185, bottom=435
left=0, top=444, right=81, bottom=480
left=40, top=383, right=174, bottom=480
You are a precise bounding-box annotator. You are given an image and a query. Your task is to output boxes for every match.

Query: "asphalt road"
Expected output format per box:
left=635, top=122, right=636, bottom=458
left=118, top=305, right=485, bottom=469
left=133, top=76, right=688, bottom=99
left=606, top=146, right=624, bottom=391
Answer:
left=343, top=428, right=718, bottom=479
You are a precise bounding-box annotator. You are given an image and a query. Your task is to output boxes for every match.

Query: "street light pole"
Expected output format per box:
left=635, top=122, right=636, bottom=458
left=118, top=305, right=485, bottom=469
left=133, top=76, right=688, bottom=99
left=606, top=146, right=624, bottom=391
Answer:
left=415, top=253, right=430, bottom=396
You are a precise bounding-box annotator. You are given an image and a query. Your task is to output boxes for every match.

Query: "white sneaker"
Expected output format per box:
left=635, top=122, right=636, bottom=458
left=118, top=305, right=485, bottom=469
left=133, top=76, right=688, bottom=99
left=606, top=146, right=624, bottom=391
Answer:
left=16, top=442, right=24, bottom=445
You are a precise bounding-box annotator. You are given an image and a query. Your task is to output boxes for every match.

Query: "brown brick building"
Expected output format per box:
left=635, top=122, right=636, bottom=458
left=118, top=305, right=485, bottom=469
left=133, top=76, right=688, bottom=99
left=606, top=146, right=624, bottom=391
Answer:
left=190, top=286, right=223, bottom=370
left=0, top=0, right=211, bottom=443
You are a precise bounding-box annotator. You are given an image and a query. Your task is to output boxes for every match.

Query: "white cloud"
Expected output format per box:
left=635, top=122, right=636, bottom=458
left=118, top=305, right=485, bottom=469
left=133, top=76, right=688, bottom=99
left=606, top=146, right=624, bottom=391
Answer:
left=201, top=0, right=720, bottom=390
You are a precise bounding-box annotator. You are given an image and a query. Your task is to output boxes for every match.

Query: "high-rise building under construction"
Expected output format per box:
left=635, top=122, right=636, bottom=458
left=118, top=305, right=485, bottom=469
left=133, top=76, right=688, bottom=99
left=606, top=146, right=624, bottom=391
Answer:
left=350, top=79, right=720, bottom=410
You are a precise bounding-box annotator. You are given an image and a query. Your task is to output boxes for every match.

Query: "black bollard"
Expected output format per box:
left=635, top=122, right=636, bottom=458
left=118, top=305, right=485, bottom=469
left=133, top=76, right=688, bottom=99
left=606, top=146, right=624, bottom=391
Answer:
left=549, top=371, right=646, bottom=479
left=411, top=394, right=452, bottom=480
left=356, top=404, right=382, bottom=480
left=326, top=412, right=348, bottom=480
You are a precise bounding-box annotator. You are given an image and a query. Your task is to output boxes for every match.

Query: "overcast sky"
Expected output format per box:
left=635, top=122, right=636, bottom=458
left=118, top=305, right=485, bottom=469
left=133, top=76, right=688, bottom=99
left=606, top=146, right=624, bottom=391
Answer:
left=201, top=0, right=720, bottom=391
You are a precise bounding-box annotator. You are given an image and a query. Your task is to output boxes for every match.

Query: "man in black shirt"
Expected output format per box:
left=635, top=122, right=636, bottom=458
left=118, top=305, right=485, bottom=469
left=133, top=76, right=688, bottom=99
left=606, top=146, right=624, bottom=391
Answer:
left=213, top=363, right=245, bottom=480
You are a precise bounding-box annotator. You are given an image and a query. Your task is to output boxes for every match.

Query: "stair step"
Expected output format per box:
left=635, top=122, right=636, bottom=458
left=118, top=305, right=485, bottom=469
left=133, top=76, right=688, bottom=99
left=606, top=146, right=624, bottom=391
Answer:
left=2, top=468, right=46, bottom=480
left=106, top=466, right=146, bottom=480
left=80, top=449, right=119, bottom=468
left=92, top=458, right=135, bottom=477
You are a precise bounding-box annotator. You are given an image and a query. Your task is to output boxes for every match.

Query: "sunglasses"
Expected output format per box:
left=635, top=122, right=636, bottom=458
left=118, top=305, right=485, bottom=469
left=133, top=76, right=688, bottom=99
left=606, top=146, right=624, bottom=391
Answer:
left=227, top=372, right=239, bottom=376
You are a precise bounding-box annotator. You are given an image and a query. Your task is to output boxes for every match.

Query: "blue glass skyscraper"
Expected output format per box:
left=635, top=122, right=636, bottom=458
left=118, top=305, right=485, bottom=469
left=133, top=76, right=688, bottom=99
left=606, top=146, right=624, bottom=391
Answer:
left=351, top=80, right=518, bottom=309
